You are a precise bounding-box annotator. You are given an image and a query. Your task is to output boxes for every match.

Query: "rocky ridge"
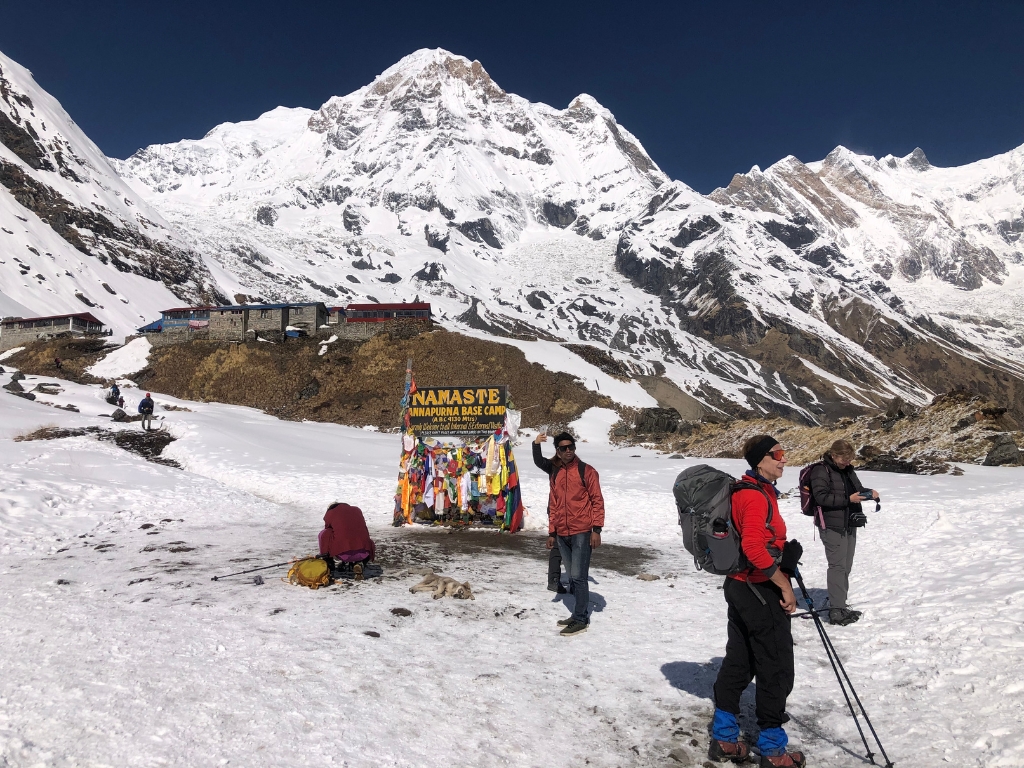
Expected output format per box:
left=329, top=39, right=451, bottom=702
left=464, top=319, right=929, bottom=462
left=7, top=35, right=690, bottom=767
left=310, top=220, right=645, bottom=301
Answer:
left=624, top=389, right=1023, bottom=472
left=0, top=51, right=226, bottom=330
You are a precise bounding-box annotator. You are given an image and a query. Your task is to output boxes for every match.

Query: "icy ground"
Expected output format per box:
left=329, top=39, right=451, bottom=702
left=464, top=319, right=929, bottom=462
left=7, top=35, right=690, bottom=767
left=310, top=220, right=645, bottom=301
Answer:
left=2, top=370, right=1024, bottom=767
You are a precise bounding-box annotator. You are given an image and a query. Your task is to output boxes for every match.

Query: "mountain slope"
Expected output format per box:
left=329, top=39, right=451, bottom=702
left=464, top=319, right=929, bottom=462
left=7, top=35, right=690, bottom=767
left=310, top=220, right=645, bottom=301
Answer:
left=5, top=45, right=1024, bottom=421
left=0, top=51, right=227, bottom=336
left=113, top=49, right=1024, bottom=421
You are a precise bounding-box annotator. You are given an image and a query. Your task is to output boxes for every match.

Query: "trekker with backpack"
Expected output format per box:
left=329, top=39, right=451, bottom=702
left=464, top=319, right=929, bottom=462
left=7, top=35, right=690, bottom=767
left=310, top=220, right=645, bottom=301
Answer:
left=802, top=440, right=878, bottom=627
left=533, top=431, right=605, bottom=637
left=138, top=393, right=155, bottom=431
left=704, top=435, right=805, bottom=767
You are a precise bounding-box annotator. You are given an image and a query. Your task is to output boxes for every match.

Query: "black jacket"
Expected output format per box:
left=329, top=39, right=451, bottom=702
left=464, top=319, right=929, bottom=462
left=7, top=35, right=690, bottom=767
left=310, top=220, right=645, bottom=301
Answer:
left=808, top=454, right=864, bottom=533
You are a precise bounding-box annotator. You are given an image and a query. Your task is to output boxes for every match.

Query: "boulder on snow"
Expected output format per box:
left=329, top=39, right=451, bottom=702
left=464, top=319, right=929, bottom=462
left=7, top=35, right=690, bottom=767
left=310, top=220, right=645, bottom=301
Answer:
left=860, top=453, right=917, bottom=474
left=11, top=370, right=26, bottom=382
left=982, top=434, right=1023, bottom=467
left=111, top=408, right=143, bottom=423
left=858, top=444, right=881, bottom=461
left=634, top=407, right=682, bottom=434
left=6, top=389, right=35, bottom=401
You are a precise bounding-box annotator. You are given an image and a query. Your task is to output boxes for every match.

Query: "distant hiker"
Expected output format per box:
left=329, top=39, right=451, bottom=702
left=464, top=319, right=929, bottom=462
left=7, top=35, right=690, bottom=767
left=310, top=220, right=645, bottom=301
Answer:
left=110, top=382, right=120, bottom=399
left=319, top=502, right=376, bottom=580
left=806, top=439, right=878, bottom=627
left=118, top=395, right=125, bottom=409
left=533, top=431, right=605, bottom=637
left=138, top=392, right=155, bottom=431
left=54, top=357, right=62, bottom=371
left=709, top=435, right=805, bottom=768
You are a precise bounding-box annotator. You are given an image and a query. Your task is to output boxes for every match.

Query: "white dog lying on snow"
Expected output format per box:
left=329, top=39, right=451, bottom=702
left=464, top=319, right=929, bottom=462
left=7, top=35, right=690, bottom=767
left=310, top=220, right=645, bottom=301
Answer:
left=409, top=573, right=475, bottom=600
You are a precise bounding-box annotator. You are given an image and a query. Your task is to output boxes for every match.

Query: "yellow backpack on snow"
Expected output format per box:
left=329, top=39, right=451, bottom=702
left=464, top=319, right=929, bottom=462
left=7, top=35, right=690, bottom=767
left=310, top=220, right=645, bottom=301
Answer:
left=287, top=557, right=332, bottom=589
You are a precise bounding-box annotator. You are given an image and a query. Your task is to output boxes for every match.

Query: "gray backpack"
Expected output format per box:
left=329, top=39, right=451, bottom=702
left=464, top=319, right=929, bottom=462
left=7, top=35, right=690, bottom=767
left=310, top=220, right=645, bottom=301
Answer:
left=673, top=465, right=774, bottom=575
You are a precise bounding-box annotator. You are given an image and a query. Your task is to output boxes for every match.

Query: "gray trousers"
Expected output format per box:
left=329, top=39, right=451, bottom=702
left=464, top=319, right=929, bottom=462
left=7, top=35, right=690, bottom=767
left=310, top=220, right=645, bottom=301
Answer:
left=141, top=413, right=152, bottom=430
left=820, top=527, right=857, bottom=609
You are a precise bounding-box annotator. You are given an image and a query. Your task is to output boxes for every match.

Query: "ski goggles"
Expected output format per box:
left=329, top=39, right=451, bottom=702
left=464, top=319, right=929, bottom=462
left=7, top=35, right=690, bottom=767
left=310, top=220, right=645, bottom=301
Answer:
left=767, top=448, right=786, bottom=461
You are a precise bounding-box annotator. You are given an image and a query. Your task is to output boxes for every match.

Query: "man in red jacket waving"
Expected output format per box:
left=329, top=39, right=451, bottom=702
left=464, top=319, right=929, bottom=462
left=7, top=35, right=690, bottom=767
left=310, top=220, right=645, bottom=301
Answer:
left=533, top=431, right=605, bottom=637
left=709, top=435, right=805, bottom=768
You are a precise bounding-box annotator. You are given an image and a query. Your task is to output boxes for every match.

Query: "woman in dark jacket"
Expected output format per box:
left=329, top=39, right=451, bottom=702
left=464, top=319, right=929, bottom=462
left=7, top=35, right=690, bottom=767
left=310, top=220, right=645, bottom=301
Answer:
left=808, top=439, right=878, bottom=626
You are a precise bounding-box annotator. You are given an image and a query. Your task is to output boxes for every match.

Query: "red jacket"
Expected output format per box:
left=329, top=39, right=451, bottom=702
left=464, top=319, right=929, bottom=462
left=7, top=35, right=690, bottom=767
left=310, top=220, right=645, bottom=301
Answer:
left=318, top=503, right=376, bottom=561
left=533, top=444, right=606, bottom=536
left=729, top=472, right=787, bottom=584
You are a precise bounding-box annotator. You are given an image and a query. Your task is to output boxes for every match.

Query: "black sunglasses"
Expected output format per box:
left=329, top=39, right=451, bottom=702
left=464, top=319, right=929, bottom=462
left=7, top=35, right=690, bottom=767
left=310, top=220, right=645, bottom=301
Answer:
left=556, top=444, right=576, bottom=453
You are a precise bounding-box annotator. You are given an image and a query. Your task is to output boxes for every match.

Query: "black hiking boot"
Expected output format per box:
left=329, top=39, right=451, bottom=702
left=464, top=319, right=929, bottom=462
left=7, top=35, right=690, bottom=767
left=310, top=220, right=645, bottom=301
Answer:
left=556, top=617, right=574, bottom=627
left=548, top=580, right=568, bottom=594
left=707, top=738, right=749, bottom=763
left=559, top=619, right=588, bottom=637
left=829, top=608, right=860, bottom=626
left=760, top=750, right=805, bottom=767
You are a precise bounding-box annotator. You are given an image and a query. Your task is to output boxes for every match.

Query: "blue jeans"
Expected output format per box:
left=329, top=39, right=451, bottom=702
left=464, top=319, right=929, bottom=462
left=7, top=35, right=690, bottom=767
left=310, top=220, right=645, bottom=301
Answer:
left=557, top=532, right=592, bottom=623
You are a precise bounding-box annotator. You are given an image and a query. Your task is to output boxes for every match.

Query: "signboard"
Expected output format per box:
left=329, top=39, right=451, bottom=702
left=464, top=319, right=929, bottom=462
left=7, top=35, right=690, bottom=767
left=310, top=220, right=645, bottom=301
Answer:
left=407, top=386, right=507, bottom=436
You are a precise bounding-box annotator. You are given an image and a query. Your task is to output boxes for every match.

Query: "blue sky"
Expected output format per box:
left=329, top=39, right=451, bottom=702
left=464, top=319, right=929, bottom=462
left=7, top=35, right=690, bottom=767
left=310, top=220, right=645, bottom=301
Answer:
left=2, top=0, right=1022, bottom=192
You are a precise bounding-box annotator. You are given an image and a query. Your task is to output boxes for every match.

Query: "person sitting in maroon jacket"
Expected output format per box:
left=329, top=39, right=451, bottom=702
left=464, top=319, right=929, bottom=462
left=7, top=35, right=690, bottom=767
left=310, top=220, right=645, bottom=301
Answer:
left=709, top=435, right=805, bottom=768
left=318, top=502, right=376, bottom=580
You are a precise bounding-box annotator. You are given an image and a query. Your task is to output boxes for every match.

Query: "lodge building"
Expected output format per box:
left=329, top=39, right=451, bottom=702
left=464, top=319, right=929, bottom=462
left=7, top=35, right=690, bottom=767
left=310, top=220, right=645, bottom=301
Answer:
left=139, top=302, right=430, bottom=343
left=0, top=312, right=106, bottom=351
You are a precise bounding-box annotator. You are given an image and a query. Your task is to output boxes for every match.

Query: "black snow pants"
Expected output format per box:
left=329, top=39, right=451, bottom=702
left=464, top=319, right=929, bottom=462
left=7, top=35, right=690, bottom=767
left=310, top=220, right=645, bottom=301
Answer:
left=713, top=577, right=795, bottom=730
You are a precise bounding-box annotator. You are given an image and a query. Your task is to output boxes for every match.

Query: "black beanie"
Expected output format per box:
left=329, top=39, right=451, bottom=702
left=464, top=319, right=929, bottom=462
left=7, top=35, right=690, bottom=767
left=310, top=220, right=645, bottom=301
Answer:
left=744, top=435, right=779, bottom=469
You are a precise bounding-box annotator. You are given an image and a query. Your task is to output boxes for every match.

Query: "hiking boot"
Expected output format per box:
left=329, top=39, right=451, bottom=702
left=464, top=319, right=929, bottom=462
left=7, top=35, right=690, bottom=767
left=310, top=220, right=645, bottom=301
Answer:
left=548, top=581, right=568, bottom=594
left=559, top=619, right=588, bottom=637
left=830, top=608, right=859, bottom=626
left=353, top=563, right=364, bottom=581
left=556, top=617, right=574, bottom=627
left=760, top=750, right=805, bottom=767
left=707, top=738, right=749, bottom=763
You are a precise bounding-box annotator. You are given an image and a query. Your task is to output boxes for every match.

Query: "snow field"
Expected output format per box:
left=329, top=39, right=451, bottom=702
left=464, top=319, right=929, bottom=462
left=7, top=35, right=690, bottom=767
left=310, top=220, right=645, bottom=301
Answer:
left=84, top=337, right=153, bottom=379
left=2, top=366, right=1024, bottom=766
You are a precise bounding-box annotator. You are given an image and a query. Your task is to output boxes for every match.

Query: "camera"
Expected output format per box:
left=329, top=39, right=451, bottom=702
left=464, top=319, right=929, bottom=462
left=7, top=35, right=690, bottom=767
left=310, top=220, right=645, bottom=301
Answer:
left=857, top=489, right=874, bottom=500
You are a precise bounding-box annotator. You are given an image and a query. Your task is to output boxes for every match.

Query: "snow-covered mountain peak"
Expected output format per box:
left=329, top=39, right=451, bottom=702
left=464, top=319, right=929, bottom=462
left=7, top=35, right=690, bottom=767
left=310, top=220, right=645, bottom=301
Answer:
left=365, top=47, right=506, bottom=100
left=116, top=48, right=670, bottom=272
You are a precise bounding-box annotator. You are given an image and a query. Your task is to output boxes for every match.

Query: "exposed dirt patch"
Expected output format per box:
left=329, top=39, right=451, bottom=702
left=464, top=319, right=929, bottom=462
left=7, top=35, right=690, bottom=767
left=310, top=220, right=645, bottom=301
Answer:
left=376, top=528, right=655, bottom=576
left=14, top=425, right=180, bottom=468
left=111, top=328, right=612, bottom=431
left=562, top=344, right=633, bottom=380
left=5, top=337, right=110, bottom=384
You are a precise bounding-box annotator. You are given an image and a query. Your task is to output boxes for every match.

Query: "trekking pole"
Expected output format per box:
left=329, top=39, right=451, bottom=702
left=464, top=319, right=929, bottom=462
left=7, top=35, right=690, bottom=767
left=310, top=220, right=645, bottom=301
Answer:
left=793, top=570, right=873, bottom=761
left=793, top=569, right=895, bottom=768
left=211, top=560, right=295, bottom=581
